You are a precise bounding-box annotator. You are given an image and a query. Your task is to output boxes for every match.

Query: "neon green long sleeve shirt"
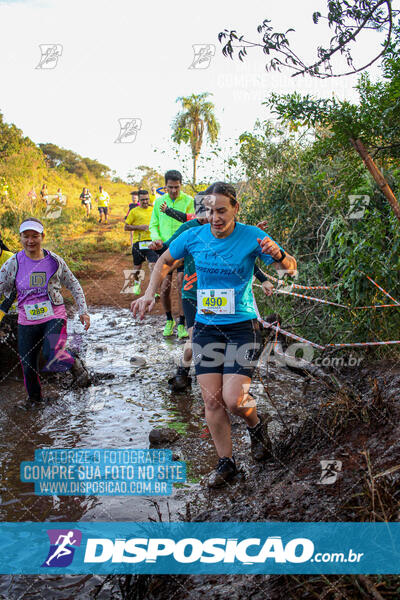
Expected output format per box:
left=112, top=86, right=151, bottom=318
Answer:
left=149, top=192, right=194, bottom=242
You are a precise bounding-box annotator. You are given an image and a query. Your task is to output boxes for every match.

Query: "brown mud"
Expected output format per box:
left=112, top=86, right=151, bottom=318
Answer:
left=107, top=358, right=400, bottom=600
left=1, top=250, right=400, bottom=598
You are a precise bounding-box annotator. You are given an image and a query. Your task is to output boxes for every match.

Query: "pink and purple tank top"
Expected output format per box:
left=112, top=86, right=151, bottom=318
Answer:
left=15, top=251, right=67, bottom=325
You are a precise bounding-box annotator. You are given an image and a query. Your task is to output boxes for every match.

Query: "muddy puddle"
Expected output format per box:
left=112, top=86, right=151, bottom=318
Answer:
left=0, top=307, right=308, bottom=598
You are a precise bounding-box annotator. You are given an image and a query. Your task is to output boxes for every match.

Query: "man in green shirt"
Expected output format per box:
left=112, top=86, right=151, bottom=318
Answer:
left=148, top=170, right=194, bottom=337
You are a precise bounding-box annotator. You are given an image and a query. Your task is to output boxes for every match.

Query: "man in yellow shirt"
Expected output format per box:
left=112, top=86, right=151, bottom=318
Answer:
left=95, top=185, right=110, bottom=224
left=124, top=190, right=156, bottom=295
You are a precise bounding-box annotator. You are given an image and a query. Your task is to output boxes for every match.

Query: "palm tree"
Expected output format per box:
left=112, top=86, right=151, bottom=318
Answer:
left=172, top=93, right=220, bottom=185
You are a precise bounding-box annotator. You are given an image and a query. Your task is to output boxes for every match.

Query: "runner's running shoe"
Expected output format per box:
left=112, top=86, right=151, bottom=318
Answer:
left=28, top=394, right=44, bottom=403
left=168, top=365, right=191, bottom=392
left=207, top=457, right=237, bottom=488
left=163, top=319, right=175, bottom=337
left=247, top=414, right=273, bottom=461
left=70, top=357, right=91, bottom=388
left=177, top=324, right=189, bottom=339
left=133, top=281, right=141, bottom=295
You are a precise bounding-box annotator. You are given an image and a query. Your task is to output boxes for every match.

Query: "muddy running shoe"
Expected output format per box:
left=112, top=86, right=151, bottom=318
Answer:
left=247, top=415, right=273, bottom=461
left=168, top=366, right=191, bottom=392
left=70, top=357, right=91, bottom=388
left=163, top=319, right=175, bottom=337
left=154, top=293, right=160, bottom=300
left=177, top=324, right=189, bottom=339
left=133, top=281, right=141, bottom=295
left=28, top=394, right=44, bottom=403
left=207, top=457, right=237, bottom=488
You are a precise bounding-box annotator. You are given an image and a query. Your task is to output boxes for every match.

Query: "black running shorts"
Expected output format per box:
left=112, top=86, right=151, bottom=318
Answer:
left=192, top=319, right=263, bottom=377
left=131, top=241, right=159, bottom=266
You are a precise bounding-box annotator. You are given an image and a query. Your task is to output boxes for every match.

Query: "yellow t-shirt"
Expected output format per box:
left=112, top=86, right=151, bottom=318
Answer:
left=96, top=191, right=110, bottom=207
left=0, top=249, right=13, bottom=269
left=0, top=249, right=14, bottom=306
left=125, top=206, right=153, bottom=244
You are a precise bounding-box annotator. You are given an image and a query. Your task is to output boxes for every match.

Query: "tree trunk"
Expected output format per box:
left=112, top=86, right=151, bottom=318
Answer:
left=193, top=155, right=197, bottom=185
left=350, top=137, right=400, bottom=223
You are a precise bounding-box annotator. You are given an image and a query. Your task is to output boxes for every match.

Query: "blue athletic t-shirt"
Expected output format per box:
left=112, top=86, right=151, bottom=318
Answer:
left=169, top=222, right=283, bottom=325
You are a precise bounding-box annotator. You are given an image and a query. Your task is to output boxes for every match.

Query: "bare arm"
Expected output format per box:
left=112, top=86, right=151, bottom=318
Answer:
left=124, top=223, right=149, bottom=232
left=272, top=253, right=297, bottom=277
left=258, top=236, right=297, bottom=277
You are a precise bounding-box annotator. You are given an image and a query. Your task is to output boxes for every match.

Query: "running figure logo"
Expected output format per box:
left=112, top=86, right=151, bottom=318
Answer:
left=121, top=269, right=145, bottom=294
left=35, top=44, right=63, bottom=69
left=319, top=460, right=342, bottom=485
left=114, top=118, right=142, bottom=143
left=348, top=195, right=370, bottom=219
left=189, top=44, right=215, bottom=69
left=42, top=529, right=82, bottom=567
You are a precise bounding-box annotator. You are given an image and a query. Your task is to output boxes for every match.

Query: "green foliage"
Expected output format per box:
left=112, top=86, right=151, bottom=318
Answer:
left=238, top=120, right=400, bottom=354
left=0, top=112, right=132, bottom=267
left=39, top=143, right=111, bottom=178
left=266, top=54, right=400, bottom=159
left=128, top=165, right=164, bottom=190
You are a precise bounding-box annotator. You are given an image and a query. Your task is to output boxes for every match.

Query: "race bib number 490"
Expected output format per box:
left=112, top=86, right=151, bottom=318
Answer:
left=197, top=289, right=235, bottom=315
left=24, top=301, right=54, bottom=321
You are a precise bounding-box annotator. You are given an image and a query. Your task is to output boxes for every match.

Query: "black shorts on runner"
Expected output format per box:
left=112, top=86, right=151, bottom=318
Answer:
left=192, top=319, right=263, bottom=377
left=98, top=206, right=108, bottom=215
left=148, top=249, right=184, bottom=274
left=147, top=248, right=163, bottom=263
left=131, top=241, right=159, bottom=266
left=182, top=297, right=197, bottom=329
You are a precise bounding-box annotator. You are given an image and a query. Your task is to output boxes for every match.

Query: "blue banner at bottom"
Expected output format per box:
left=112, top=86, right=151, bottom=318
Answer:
left=0, top=522, right=399, bottom=574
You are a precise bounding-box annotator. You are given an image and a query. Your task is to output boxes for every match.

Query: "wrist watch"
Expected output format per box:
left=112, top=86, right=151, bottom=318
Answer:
left=274, top=249, right=286, bottom=262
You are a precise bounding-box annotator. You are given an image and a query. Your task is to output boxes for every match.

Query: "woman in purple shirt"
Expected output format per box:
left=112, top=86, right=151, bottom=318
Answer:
left=0, top=218, right=91, bottom=403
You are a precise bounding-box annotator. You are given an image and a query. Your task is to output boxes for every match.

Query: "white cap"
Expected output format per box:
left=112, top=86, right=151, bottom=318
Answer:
left=19, top=220, right=44, bottom=234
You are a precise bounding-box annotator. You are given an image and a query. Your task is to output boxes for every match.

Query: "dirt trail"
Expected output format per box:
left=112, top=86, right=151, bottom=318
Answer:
left=74, top=252, right=181, bottom=315
left=66, top=216, right=181, bottom=314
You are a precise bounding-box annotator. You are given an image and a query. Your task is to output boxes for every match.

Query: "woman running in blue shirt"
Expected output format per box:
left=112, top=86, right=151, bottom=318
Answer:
left=132, top=182, right=297, bottom=487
